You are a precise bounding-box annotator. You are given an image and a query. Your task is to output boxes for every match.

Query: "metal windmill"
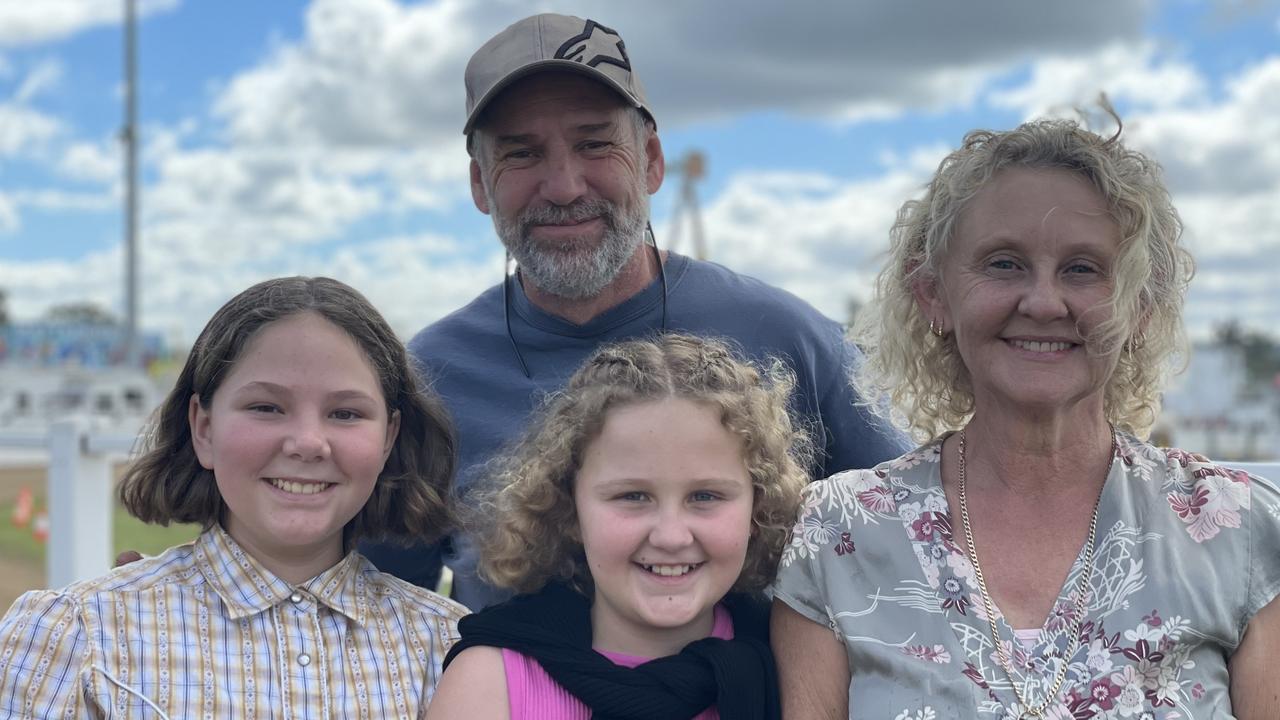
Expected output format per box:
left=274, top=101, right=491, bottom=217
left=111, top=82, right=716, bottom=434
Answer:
left=666, top=150, right=708, bottom=260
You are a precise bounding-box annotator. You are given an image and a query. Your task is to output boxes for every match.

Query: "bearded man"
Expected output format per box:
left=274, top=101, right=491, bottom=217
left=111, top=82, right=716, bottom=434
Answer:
left=361, top=13, right=906, bottom=610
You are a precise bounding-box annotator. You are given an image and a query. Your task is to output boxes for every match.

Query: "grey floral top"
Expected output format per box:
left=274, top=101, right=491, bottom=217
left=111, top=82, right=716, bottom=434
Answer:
left=773, top=433, right=1280, bottom=719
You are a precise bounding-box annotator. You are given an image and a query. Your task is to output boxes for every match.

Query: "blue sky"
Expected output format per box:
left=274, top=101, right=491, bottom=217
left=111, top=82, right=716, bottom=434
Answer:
left=1, top=0, right=1278, bottom=345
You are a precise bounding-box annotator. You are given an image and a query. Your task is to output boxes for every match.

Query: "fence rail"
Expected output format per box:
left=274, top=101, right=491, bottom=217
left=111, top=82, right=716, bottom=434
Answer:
left=0, top=417, right=136, bottom=587
left=0, top=421, right=1277, bottom=592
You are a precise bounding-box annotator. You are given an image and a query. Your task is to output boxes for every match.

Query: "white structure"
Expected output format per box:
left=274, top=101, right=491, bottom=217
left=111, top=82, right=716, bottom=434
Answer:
left=0, top=366, right=158, bottom=431
left=1159, top=344, right=1280, bottom=461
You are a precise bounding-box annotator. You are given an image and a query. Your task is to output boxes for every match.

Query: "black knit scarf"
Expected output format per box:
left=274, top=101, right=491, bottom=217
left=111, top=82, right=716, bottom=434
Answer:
left=442, top=581, right=780, bottom=720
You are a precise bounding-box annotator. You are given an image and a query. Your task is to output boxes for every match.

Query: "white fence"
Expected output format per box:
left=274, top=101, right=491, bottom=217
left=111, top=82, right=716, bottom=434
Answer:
left=0, top=417, right=136, bottom=587
left=0, top=422, right=1277, bottom=592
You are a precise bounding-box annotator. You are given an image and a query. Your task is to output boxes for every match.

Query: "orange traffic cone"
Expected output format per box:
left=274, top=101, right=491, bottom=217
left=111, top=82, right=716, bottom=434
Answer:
left=32, top=510, right=49, bottom=543
left=10, top=486, right=33, bottom=528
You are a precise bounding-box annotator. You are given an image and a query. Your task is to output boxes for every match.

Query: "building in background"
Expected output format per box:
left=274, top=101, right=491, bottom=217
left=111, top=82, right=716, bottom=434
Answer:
left=1159, top=342, right=1280, bottom=461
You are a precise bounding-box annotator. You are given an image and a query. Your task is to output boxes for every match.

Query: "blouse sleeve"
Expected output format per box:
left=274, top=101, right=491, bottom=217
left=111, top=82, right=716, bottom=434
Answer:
left=0, top=589, right=92, bottom=718
left=1245, top=470, right=1280, bottom=625
left=771, top=476, right=851, bottom=630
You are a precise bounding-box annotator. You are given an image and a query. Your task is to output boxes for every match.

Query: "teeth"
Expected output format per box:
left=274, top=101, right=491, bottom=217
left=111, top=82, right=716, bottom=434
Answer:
left=269, top=478, right=330, bottom=495
left=1011, top=340, right=1072, bottom=353
left=642, top=564, right=700, bottom=577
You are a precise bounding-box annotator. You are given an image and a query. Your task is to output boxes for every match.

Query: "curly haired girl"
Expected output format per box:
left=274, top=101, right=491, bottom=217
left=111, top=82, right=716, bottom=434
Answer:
left=428, top=334, right=811, bottom=720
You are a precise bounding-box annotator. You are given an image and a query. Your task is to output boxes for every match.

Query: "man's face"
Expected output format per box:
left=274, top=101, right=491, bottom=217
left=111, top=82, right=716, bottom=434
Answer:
left=470, top=72, right=663, bottom=300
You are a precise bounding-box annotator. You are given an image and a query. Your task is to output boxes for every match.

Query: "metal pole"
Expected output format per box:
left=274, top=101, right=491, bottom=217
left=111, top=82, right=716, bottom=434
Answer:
left=122, top=0, right=139, bottom=367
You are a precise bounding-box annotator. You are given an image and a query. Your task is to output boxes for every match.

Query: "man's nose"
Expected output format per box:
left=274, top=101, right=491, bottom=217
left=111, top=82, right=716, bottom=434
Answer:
left=538, top=148, right=589, bottom=206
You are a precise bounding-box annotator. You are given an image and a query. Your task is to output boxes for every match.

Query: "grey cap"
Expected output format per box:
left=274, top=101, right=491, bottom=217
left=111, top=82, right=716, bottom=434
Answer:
left=463, top=13, right=654, bottom=135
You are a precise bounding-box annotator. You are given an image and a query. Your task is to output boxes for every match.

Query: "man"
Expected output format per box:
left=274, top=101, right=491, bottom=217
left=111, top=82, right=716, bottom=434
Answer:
left=362, top=13, right=906, bottom=610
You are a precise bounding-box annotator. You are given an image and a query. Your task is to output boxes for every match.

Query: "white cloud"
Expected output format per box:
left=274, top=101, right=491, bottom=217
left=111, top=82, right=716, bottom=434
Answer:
left=13, top=59, right=63, bottom=102
left=58, top=141, right=121, bottom=184
left=0, top=0, right=180, bottom=48
left=0, top=193, right=18, bottom=233
left=214, top=0, right=476, bottom=148
left=0, top=103, right=62, bottom=156
left=991, top=41, right=1208, bottom=120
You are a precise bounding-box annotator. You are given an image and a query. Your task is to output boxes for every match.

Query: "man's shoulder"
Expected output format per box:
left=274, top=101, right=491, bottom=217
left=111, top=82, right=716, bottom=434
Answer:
left=408, top=283, right=505, bottom=360
left=678, top=257, right=836, bottom=323
left=673, top=256, right=845, bottom=349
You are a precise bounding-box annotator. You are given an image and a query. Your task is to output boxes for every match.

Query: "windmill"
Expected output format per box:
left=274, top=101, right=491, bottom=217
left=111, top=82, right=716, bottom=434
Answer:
left=666, top=150, right=708, bottom=260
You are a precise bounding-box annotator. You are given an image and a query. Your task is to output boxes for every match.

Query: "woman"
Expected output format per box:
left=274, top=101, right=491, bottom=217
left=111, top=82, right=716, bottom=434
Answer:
left=771, top=115, right=1280, bottom=719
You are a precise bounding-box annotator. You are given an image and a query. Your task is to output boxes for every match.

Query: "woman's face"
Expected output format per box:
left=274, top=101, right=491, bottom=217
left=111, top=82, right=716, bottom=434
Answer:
left=916, top=166, right=1124, bottom=419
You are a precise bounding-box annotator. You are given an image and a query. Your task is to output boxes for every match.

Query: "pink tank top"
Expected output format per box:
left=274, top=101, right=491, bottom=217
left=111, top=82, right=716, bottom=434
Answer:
left=502, top=604, right=733, bottom=720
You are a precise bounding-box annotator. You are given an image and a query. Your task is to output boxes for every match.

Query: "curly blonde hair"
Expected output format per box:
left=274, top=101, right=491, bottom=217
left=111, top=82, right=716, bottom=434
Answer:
left=471, top=334, right=811, bottom=595
left=853, top=111, right=1194, bottom=442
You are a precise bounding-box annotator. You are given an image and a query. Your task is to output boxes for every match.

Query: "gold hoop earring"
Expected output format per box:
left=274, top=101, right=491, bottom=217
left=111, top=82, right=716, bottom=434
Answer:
left=929, top=319, right=945, bottom=338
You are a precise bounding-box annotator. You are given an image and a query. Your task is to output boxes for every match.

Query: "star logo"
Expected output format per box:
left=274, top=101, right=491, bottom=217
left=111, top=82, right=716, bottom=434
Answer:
left=554, top=20, right=632, bottom=73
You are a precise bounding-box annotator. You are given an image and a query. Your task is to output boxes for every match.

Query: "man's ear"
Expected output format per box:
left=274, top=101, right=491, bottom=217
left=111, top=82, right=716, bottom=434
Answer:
left=644, top=126, right=665, bottom=195
left=189, top=394, right=215, bottom=470
left=470, top=159, right=490, bottom=215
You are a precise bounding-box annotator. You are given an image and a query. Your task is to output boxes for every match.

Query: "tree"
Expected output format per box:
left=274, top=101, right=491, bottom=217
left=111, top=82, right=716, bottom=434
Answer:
left=44, top=301, right=118, bottom=326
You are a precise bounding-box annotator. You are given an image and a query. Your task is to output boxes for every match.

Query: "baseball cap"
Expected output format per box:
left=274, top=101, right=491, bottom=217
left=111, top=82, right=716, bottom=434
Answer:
left=463, top=13, right=654, bottom=136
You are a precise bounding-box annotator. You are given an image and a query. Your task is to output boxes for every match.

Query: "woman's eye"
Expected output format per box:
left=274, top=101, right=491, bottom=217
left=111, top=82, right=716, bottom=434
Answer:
left=690, top=491, right=721, bottom=503
left=987, top=258, right=1018, bottom=271
left=331, top=409, right=363, bottom=421
left=248, top=404, right=280, bottom=414
left=1066, top=263, right=1098, bottom=275
left=617, top=491, right=648, bottom=502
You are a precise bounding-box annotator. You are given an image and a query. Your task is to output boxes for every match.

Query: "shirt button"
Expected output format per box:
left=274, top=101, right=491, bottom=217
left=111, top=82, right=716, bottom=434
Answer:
left=289, top=592, right=303, bottom=604
left=297, top=653, right=311, bottom=667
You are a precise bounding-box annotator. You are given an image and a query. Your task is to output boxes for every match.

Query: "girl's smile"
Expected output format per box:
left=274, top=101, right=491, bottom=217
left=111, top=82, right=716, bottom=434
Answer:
left=574, top=396, right=754, bottom=659
left=190, top=311, right=399, bottom=584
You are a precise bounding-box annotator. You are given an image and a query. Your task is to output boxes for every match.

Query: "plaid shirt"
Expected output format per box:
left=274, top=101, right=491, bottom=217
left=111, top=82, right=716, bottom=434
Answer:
left=0, top=527, right=466, bottom=719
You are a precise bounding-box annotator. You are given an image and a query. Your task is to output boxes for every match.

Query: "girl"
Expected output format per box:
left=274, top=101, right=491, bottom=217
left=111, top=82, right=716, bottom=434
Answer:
left=0, top=276, right=467, bottom=719
left=428, top=334, right=809, bottom=720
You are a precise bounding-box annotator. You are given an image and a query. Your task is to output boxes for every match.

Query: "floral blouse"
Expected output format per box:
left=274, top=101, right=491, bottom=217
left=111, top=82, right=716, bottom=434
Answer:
left=773, top=433, right=1280, bottom=719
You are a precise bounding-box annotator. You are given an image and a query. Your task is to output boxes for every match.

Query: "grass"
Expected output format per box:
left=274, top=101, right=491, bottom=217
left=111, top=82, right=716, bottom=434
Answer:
left=0, top=495, right=201, bottom=566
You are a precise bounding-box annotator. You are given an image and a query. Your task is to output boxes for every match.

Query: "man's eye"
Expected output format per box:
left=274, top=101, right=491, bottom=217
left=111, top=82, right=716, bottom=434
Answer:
left=248, top=404, right=280, bottom=414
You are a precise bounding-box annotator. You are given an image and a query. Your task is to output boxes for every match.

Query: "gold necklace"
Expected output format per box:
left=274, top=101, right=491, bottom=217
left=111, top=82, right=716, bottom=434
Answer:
left=956, top=427, right=1115, bottom=718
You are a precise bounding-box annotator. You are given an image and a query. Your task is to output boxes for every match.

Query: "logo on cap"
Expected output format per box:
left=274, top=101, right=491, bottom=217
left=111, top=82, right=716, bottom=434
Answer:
left=554, top=20, right=631, bottom=72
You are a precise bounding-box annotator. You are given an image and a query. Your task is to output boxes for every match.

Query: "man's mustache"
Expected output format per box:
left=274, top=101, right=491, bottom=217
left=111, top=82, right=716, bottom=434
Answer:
left=519, top=198, right=616, bottom=228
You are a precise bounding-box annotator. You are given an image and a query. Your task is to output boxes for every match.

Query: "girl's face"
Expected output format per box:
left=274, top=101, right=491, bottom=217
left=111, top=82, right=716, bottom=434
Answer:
left=190, top=312, right=399, bottom=584
left=574, top=397, right=754, bottom=658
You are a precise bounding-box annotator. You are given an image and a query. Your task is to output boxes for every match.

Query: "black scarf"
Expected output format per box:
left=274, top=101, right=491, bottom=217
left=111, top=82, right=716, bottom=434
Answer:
left=443, top=581, right=780, bottom=720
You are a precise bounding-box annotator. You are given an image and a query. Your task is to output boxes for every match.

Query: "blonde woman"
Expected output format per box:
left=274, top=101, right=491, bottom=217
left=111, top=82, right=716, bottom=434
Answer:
left=772, top=116, right=1280, bottom=718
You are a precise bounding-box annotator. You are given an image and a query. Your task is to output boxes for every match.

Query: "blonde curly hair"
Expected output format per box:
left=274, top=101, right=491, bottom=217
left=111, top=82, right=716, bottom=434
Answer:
left=853, top=111, right=1194, bottom=442
left=470, top=333, right=812, bottom=595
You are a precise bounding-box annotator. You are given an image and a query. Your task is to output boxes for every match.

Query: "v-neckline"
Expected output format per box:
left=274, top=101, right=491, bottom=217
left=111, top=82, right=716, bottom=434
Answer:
left=895, top=434, right=1122, bottom=662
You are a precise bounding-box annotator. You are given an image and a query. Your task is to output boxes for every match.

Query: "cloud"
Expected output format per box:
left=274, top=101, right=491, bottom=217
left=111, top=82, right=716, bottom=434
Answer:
left=0, top=0, right=181, bottom=48
left=990, top=41, right=1208, bottom=119
left=0, top=103, right=62, bottom=156
left=0, top=193, right=18, bottom=233
left=210, top=0, right=1151, bottom=152
left=58, top=140, right=121, bottom=184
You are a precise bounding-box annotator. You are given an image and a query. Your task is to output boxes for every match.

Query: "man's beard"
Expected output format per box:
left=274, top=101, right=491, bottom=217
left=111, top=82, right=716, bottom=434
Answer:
left=489, top=183, right=649, bottom=301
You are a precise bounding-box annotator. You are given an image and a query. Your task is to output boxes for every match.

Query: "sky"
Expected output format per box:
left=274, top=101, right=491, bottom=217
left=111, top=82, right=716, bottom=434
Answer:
left=0, top=0, right=1277, bottom=347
